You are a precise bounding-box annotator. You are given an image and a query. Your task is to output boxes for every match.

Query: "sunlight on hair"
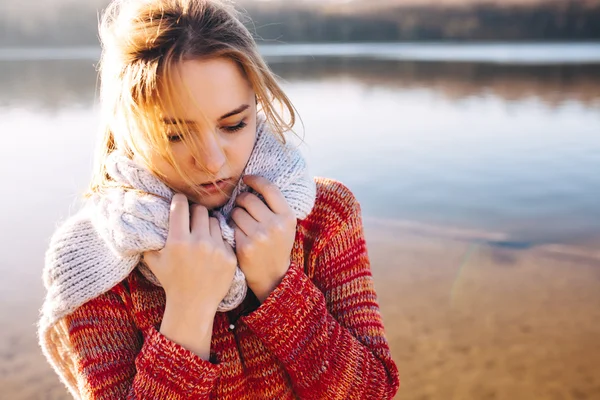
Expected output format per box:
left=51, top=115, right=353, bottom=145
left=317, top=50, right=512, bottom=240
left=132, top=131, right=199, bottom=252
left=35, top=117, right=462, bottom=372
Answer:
left=86, top=0, right=300, bottom=199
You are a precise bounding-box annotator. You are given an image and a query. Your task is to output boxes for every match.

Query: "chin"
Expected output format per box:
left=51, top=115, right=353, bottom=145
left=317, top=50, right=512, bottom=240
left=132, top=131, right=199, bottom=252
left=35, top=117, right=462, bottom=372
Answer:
left=190, top=194, right=230, bottom=211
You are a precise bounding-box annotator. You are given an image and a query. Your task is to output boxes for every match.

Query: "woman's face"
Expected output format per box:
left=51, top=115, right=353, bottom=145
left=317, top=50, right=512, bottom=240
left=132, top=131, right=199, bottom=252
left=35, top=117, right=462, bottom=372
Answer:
left=143, top=57, right=257, bottom=210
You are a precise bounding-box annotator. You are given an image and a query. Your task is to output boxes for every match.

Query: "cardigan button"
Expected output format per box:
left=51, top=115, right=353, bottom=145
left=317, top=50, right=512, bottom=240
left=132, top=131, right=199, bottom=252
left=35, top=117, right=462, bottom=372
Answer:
left=229, top=324, right=235, bottom=330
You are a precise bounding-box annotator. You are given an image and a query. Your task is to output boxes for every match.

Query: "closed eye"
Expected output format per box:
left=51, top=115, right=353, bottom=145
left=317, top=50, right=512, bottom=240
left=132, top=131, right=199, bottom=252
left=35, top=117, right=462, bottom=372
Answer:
left=221, top=119, right=247, bottom=133
left=166, top=118, right=248, bottom=142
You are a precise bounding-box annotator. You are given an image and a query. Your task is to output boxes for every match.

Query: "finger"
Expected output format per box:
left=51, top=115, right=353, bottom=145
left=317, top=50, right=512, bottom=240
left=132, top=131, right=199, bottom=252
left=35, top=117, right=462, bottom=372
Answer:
left=234, top=225, right=249, bottom=249
left=167, top=193, right=190, bottom=241
left=230, top=207, right=259, bottom=236
left=190, top=204, right=209, bottom=239
left=209, top=217, right=222, bottom=242
left=223, top=241, right=235, bottom=258
left=242, top=175, right=289, bottom=215
left=235, top=192, right=271, bottom=222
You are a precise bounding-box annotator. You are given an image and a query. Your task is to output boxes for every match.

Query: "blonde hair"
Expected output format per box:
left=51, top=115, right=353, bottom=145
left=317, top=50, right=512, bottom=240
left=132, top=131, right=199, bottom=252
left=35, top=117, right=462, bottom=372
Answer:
left=86, top=0, right=296, bottom=198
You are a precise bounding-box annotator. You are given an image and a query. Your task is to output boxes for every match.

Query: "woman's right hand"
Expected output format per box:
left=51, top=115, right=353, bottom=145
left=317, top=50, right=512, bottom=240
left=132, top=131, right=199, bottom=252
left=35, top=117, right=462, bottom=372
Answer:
left=142, top=193, right=237, bottom=315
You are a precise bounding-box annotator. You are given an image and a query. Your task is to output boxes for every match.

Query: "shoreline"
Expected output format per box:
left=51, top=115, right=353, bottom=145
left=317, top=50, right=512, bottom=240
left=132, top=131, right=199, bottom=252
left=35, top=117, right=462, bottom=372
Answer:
left=364, top=217, right=600, bottom=262
left=2, top=42, right=600, bottom=64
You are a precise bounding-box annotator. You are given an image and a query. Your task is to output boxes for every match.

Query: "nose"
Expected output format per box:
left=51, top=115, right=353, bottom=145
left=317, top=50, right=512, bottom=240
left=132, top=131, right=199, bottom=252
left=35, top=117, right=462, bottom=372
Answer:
left=196, top=133, right=226, bottom=175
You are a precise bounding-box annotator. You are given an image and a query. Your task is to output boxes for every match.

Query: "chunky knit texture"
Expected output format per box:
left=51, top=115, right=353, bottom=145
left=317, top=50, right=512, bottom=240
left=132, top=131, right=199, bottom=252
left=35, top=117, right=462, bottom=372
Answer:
left=39, top=115, right=315, bottom=341
left=51, top=178, right=399, bottom=399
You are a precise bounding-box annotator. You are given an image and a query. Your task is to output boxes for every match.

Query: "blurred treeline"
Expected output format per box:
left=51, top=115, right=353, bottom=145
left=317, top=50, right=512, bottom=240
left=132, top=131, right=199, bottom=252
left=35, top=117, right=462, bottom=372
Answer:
left=248, top=1, right=600, bottom=42
left=1, top=0, right=599, bottom=47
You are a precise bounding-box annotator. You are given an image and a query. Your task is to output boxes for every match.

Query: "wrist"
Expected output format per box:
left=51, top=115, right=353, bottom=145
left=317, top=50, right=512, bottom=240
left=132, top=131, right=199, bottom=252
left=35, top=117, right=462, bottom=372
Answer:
left=164, top=295, right=217, bottom=324
left=160, top=302, right=215, bottom=360
left=250, top=276, right=284, bottom=304
left=252, top=285, right=273, bottom=304
left=247, top=260, right=291, bottom=303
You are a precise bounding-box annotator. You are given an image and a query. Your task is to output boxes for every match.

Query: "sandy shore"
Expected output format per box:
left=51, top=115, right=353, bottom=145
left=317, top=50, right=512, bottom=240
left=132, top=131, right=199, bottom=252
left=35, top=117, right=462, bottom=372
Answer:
left=1, top=222, right=599, bottom=399
left=367, top=221, right=600, bottom=400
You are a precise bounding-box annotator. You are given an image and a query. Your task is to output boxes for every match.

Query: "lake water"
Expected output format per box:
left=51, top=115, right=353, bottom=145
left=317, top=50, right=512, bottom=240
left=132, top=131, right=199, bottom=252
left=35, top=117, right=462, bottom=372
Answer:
left=1, top=44, right=600, bottom=399
left=2, top=44, right=599, bottom=249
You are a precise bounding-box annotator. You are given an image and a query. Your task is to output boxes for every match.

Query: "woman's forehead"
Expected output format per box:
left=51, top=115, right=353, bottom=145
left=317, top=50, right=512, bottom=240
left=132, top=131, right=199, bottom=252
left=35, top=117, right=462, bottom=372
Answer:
left=161, top=57, right=254, bottom=122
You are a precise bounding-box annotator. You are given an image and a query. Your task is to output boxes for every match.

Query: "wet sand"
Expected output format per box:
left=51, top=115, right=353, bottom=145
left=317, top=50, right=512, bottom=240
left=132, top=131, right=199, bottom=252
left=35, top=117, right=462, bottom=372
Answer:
left=1, top=222, right=599, bottom=399
left=368, top=221, right=600, bottom=400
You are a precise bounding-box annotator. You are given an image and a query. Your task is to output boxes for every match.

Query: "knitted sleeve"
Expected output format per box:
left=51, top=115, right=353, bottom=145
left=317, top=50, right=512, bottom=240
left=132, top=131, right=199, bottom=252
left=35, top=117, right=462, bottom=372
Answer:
left=241, top=187, right=400, bottom=399
left=63, top=283, right=221, bottom=399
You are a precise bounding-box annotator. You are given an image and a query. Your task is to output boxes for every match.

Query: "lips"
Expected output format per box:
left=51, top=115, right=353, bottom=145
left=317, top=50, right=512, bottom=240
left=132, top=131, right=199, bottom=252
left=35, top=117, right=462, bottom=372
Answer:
left=197, top=178, right=235, bottom=194
left=199, top=178, right=229, bottom=187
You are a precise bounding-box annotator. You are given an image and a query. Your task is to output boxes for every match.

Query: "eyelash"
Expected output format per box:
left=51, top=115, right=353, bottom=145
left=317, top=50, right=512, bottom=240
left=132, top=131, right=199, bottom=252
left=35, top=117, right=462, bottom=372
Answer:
left=223, top=120, right=247, bottom=133
left=167, top=120, right=248, bottom=142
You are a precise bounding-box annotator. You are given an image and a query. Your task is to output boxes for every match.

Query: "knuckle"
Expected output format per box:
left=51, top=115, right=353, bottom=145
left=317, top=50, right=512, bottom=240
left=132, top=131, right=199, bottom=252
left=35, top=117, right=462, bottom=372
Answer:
left=263, top=183, right=277, bottom=194
left=285, top=214, right=297, bottom=227
left=220, top=247, right=233, bottom=260
left=219, top=249, right=237, bottom=268
left=172, top=193, right=186, bottom=204
left=249, top=193, right=261, bottom=201
left=255, top=230, right=269, bottom=243
left=192, top=204, right=207, bottom=213
left=270, top=221, right=285, bottom=234
left=239, top=241, right=254, bottom=255
left=170, top=194, right=187, bottom=211
left=227, top=253, right=237, bottom=266
left=167, top=237, right=188, bottom=250
left=236, top=193, right=248, bottom=203
left=211, top=246, right=224, bottom=258
left=195, top=239, right=212, bottom=253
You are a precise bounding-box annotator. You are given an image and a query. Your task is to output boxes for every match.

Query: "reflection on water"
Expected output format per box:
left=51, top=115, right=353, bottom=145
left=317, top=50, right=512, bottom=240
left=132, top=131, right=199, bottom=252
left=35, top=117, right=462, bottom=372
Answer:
left=0, top=59, right=98, bottom=110
left=272, top=58, right=600, bottom=246
left=1, top=57, right=600, bottom=244
left=3, top=56, right=600, bottom=109
left=271, top=58, right=600, bottom=107
left=1, top=51, right=600, bottom=399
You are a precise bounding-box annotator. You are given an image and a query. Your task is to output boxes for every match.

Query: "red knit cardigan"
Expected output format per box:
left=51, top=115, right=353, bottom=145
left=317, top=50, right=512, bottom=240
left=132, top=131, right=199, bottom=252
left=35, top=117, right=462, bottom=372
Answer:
left=62, top=178, right=400, bottom=399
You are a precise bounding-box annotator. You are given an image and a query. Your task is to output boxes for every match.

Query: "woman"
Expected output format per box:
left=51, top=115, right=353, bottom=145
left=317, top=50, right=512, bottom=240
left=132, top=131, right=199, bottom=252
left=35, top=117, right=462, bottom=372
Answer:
left=37, top=0, right=399, bottom=398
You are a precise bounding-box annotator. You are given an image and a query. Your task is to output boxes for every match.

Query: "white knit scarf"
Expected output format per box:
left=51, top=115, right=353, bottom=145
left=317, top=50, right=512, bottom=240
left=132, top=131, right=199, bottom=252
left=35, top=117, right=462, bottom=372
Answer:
left=37, top=115, right=316, bottom=399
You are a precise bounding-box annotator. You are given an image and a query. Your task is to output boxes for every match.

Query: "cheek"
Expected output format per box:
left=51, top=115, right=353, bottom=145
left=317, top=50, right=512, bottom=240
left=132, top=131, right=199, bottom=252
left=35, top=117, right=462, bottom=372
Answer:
left=242, top=129, right=257, bottom=161
left=146, top=152, right=184, bottom=188
left=229, top=129, right=257, bottom=168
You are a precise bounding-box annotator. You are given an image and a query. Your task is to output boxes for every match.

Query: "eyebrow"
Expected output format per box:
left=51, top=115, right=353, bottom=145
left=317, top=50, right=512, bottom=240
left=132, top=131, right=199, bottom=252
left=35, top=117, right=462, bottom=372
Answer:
left=162, top=104, right=250, bottom=125
left=219, top=104, right=250, bottom=121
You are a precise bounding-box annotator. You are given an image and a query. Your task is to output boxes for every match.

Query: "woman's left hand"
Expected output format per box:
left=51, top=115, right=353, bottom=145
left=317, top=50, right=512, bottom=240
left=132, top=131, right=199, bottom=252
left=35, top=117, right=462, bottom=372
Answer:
left=231, top=175, right=297, bottom=303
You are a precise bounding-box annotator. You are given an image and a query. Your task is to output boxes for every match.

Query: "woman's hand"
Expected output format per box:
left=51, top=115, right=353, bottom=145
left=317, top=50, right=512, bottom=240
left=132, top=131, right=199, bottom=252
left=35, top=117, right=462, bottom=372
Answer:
left=231, top=175, right=297, bottom=303
left=142, top=193, right=238, bottom=315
